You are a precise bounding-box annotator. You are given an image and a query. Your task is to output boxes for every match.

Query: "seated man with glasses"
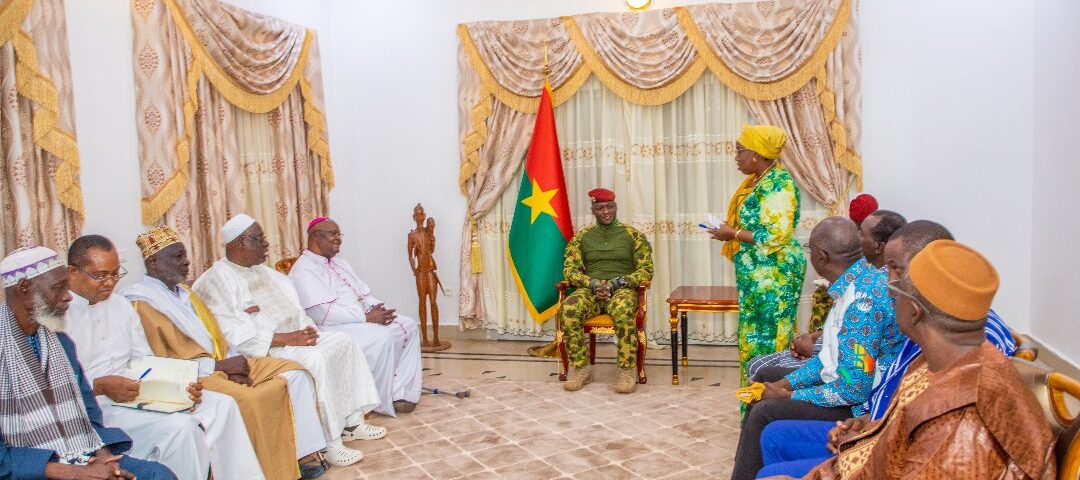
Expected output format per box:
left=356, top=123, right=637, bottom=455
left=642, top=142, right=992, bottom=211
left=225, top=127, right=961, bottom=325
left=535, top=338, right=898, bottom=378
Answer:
left=287, top=217, right=423, bottom=416
left=63, top=235, right=260, bottom=480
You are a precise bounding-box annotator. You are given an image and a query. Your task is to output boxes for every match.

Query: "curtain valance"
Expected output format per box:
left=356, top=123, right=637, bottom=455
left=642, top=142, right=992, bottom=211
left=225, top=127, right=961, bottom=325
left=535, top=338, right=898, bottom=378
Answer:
left=136, top=0, right=332, bottom=224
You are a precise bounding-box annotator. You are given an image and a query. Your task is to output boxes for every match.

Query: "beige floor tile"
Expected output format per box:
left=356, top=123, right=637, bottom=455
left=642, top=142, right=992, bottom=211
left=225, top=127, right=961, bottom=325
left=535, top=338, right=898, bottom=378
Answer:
left=419, top=453, right=487, bottom=479
left=619, top=451, right=691, bottom=479
left=320, top=339, right=740, bottom=479
left=491, top=458, right=565, bottom=480
left=471, top=443, right=536, bottom=469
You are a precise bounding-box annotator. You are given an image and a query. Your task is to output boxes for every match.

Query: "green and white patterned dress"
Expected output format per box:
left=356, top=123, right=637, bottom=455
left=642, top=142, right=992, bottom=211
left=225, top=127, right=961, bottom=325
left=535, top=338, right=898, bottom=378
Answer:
left=731, top=164, right=806, bottom=388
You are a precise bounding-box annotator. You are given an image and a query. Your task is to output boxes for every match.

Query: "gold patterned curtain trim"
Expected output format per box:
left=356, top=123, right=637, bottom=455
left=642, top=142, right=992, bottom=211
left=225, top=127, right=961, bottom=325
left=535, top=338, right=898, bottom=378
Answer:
left=563, top=16, right=707, bottom=107
left=142, top=0, right=332, bottom=224
left=814, top=67, right=862, bottom=191
left=458, top=1, right=851, bottom=109
left=140, top=52, right=203, bottom=225
left=6, top=7, right=85, bottom=219
left=299, top=76, right=334, bottom=188
left=456, top=23, right=589, bottom=114
left=0, top=0, right=32, bottom=45
left=458, top=92, right=492, bottom=191
left=457, top=2, right=855, bottom=191
left=675, top=1, right=851, bottom=101
left=163, top=0, right=314, bottom=114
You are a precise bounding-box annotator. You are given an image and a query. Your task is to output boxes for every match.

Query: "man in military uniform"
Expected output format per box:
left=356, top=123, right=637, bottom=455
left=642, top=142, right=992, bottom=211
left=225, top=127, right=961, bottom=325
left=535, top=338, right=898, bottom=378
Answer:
left=561, top=188, right=654, bottom=393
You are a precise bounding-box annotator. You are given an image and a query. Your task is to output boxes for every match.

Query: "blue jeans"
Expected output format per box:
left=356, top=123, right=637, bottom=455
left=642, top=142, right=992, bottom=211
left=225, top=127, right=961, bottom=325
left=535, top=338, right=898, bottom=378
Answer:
left=756, top=420, right=834, bottom=478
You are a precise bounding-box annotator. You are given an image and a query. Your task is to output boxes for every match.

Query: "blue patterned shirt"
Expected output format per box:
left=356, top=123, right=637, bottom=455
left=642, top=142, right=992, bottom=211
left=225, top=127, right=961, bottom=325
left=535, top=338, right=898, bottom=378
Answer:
left=785, top=258, right=904, bottom=415
left=863, top=309, right=1015, bottom=420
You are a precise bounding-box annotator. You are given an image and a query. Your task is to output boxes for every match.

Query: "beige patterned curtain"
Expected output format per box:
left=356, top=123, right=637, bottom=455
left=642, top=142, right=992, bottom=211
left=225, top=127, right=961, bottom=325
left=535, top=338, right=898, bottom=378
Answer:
left=481, top=74, right=828, bottom=342
left=0, top=0, right=83, bottom=256
left=457, top=0, right=862, bottom=329
left=131, top=0, right=331, bottom=274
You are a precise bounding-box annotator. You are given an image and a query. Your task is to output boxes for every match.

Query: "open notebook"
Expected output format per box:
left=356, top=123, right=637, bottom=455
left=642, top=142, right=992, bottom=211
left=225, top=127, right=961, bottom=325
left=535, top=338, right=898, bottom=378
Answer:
left=113, top=357, right=198, bottom=413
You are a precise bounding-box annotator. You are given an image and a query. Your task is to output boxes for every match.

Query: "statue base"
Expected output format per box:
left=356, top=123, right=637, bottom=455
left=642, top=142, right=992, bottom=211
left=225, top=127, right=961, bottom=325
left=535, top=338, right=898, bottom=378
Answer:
left=421, top=340, right=452, bottom=353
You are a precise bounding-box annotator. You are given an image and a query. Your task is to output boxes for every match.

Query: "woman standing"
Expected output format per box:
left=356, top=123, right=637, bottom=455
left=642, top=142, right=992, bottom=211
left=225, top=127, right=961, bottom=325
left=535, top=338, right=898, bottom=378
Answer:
left=710, top=124, right=806, bottom=389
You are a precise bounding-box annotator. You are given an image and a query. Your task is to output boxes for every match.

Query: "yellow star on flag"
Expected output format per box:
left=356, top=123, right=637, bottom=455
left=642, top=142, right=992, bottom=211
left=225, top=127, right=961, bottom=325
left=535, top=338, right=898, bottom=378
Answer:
left=520, top=179, right=559, bottom=224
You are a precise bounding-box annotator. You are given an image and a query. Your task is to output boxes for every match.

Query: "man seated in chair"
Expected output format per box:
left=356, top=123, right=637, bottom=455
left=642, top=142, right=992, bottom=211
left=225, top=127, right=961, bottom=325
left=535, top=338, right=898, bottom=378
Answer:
left=785, top=240, right=1055, bottom=479
left=560, top=188, right=653, bottom=394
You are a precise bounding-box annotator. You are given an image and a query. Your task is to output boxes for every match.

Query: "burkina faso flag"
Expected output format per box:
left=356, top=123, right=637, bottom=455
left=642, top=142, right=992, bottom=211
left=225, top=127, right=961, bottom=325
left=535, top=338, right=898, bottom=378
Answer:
left=508, top=83, right=573, bottom=323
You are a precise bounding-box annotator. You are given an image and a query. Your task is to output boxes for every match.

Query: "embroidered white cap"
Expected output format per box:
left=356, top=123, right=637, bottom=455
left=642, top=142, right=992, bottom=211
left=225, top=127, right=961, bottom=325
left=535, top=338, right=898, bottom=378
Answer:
left=221, top=213, right=257, bottom=243
left=1, top=246, right=65, bottom=288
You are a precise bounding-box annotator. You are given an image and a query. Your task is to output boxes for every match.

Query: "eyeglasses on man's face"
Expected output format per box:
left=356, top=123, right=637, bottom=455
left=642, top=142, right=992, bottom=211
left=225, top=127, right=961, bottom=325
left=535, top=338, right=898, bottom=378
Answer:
left=238, top=234, right=267, bottom=245
left=886, top=278, right=930, bottom=313
left=77, top=265, right=128, bottom=283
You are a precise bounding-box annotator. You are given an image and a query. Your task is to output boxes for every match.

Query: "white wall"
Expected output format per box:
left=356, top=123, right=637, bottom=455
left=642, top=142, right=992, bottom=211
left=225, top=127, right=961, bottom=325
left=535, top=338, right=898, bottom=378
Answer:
left=860, top=0, right=1035, bottom=332
left=65, top=0, right=714, bottom=323
left=1031, top=0, right=1080, bottom=366
left=64, top=1, right=1076, bottom=358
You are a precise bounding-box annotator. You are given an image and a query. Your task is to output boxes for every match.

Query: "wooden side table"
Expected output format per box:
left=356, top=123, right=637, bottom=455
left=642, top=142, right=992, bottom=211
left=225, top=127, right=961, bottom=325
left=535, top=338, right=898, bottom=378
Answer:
left=665, top=286, right=739, bottom=385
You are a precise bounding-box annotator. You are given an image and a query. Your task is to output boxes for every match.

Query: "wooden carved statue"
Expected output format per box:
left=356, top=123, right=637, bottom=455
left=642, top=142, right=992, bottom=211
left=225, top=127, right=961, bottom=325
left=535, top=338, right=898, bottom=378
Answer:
left=408, top=204, right=449, bottom=352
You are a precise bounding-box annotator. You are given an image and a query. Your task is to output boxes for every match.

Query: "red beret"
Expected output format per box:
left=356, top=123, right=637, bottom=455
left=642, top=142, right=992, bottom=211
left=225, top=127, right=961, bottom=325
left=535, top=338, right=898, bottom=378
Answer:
left=588, top=188, right=615, bottom=203
left=849, top=194, right=879, bottom=223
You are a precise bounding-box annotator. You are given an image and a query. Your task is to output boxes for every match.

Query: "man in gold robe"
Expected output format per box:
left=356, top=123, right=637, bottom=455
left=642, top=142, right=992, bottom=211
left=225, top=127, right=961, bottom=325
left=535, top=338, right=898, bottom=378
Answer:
left=123, top=226, right=330, bottom=478
left=792, top=240, right=1055, bottom=479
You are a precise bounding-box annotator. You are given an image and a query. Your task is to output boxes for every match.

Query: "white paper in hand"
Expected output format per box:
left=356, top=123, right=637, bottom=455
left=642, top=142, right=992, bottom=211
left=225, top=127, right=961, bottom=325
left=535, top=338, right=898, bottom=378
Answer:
left=702, top=214, right=722, bottom=229
left=114, top=357, right=198, bottom=413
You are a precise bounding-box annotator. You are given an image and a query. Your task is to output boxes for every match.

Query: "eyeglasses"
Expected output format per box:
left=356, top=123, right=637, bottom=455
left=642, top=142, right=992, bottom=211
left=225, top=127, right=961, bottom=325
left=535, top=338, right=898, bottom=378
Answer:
left=77, top=265, right=128, bottom=283
left=886, top=278, right=930, bottom=312
left=238, top=234, right=267, bottom=244
left=314, top=230, right=343, bottom=239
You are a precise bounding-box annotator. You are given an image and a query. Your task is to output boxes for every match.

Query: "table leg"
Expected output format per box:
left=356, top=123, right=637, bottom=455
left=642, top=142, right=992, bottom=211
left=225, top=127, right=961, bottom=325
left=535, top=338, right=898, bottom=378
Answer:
left=669, top=307, right=679, bottom=385
left=681, top=312, right=689, bottom=367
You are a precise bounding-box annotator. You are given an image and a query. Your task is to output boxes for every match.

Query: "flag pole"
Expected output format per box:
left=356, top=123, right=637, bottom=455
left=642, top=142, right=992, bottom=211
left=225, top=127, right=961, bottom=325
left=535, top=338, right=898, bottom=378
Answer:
left=527, top=42, right=561, bottom=359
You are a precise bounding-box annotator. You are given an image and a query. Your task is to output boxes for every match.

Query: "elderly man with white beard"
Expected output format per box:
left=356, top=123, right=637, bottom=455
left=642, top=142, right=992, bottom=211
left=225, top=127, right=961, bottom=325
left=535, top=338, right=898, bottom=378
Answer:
left=0, top=246, right=176, bottom=480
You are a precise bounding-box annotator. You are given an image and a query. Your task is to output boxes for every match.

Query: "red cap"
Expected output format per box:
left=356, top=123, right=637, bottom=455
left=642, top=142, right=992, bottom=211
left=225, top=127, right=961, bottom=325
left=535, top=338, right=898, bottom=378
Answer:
left=588, top=188, right=615, bottom=203
left=848, top=194, right=878, bottom=224
left=307, top=217, right=330, bottom=230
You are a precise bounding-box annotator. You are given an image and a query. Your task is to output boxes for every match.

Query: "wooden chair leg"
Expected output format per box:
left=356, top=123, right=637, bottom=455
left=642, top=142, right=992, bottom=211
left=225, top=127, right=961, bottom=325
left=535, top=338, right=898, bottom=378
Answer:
left=588, top=334, right=597, bottom=365
left=558, top=333, right=569, bottom=381
left=637, top=341, right=647, bottom=384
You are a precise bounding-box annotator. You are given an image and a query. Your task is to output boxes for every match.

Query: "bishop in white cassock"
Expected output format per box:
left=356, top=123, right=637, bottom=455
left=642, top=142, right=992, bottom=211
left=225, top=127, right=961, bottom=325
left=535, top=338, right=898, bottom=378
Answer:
left=62, top=235, right=259, bottom=480
left=193, top=214, right=385, bottom=466
left=124, top=225, right=330, bottom=476
left=288, top=217, right=423, bottom=416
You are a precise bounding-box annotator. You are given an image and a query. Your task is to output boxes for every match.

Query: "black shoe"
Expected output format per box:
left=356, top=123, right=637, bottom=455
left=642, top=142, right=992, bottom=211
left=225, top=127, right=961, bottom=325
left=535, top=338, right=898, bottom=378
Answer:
left=299, top=457, right=328, bottom=479
left=393, top=400, right=417, bottom=413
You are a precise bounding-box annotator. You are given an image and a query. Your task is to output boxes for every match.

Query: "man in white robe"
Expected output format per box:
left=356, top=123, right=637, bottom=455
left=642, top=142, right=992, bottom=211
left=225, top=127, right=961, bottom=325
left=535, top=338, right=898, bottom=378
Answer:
left=193, top=214, right=386, bottom=466
left=123, top=225, right=330, bottom=477
left=288, top=217, right=423, bottom=416
left=63, top=235, right=259, bottom=480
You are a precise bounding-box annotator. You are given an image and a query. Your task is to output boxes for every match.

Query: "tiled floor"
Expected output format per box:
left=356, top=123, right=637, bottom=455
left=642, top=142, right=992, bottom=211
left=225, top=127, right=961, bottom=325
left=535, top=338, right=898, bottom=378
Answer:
left=323, top=338, right=742, bottom=479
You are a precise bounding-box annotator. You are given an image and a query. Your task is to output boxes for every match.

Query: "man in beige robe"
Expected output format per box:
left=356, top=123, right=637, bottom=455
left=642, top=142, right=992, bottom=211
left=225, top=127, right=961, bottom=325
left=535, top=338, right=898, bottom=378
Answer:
left=123, top=226, right=328, bottom=479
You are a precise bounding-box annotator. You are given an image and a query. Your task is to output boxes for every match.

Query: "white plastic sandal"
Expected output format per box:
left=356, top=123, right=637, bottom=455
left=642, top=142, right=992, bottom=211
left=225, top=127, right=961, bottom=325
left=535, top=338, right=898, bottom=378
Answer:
left=323, top=444, right=363, bottom=466
left=341, top=422, right=387, bottom=441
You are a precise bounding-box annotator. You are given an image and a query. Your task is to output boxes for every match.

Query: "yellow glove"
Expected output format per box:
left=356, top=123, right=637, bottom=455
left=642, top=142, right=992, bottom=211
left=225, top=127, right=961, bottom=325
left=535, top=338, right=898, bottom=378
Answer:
left=735, top=382, right=765, bottom=404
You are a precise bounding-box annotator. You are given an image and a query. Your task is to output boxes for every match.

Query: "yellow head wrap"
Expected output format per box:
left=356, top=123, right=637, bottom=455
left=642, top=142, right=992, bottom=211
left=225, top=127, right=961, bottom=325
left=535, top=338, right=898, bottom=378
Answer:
left=737, top=124, right=787, bottom=160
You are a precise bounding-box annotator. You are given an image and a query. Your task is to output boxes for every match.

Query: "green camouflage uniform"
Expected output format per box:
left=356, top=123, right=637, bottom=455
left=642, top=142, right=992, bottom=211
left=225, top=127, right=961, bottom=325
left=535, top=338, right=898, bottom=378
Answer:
left=560, top=220, right=653, bottom=368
